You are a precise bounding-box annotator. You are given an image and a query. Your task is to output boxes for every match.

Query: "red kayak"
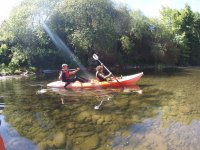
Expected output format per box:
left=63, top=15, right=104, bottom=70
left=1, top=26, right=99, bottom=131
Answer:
left=47, top=72, right=143, bottom=88
left=0, top=134, right=5, bottom=150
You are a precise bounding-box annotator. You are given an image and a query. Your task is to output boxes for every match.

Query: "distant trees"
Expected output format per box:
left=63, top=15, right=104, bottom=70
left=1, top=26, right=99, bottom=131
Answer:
left=0, top=0, right=200, bottom=73
left=161, top=4, right=200, bottom=65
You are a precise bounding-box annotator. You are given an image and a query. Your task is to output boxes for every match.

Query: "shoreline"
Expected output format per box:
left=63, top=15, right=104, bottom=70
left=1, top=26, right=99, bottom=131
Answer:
left=0, top=66, right=199, bottom=80
left=0, top=71, right=35, bottom=80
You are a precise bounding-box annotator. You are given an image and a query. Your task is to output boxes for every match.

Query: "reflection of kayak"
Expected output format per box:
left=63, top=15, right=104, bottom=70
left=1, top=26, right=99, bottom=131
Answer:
left=47, top=72, right=143, bottom=88
left=0, top=135, right=5, bottom=150
left=50, top=85, right=141, bottom=97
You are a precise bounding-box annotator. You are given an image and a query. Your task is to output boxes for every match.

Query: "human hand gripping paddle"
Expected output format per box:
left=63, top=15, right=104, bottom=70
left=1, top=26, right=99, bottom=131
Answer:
left=93, top=54, right=124, bottom=89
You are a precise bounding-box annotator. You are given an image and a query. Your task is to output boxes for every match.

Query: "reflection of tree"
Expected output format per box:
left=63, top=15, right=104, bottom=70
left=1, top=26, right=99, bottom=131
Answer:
left=153, top=68, right=200, bottom=127
left=161, top=88, right=200, bottom=127
left=2, top=86, right=172, bottom=150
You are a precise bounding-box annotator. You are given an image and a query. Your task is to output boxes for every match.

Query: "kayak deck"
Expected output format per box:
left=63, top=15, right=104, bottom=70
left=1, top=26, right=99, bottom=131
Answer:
left=47, top=72, right=143, bottom=88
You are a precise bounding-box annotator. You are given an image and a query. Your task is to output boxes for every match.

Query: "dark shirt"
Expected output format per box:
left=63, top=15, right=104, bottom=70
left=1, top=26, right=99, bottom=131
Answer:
left=96, top=72, right=106, bottom=82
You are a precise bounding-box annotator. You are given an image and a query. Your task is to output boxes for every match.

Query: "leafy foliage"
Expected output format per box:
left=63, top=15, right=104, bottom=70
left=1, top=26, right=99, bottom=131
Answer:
left=161, top=5, right=200, bottom=65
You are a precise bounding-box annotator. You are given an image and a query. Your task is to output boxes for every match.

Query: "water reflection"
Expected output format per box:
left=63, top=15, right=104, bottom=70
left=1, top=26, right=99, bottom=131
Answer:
left=94, top=95, right=113, bottom=110
left=47, top=85, right=141, bottom=96
left=46, top=85, right=142, bottom=109
left=0, top=68, right=200, bottom=149
left=2, top=84, right=166, bottom=150
left=0, top=115, right=37, bottom=150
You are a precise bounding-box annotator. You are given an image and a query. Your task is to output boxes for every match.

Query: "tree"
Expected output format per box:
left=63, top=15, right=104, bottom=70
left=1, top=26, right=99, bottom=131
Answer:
left=0, top=0, right=64, bottom=71
left=51, top=0, right=118, bottom=64
left=161, top=4, right=200, bottom=65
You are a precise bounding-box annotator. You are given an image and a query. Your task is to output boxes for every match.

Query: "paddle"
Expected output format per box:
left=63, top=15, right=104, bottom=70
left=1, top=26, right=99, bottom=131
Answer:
left=94, top=95, right=112, bottom=110
left=92, top=54, right=124, bottom=88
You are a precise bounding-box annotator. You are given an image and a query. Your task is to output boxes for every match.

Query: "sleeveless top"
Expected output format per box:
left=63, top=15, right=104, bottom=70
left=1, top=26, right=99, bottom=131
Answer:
left=96, top=72, right=106, bottom=82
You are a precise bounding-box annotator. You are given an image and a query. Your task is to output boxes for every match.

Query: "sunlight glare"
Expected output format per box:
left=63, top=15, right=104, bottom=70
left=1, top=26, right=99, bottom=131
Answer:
left=42, top=22, right=92, bottom=78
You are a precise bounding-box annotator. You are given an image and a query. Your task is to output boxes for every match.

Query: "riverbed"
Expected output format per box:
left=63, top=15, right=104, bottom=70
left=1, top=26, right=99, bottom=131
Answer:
left=0, top=67, right=200, bottom=150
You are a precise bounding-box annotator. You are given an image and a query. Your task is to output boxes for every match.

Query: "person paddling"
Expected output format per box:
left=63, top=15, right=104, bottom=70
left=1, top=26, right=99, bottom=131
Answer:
left=96, top=63, right=112, bottom=82
left=59, top=64, right=88, bottom=88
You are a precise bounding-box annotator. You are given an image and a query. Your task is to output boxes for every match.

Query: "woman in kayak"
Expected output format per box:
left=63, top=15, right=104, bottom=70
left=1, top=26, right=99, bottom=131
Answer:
left=96, top=63, right=112, bottom=82
left=59, top=64, right=88, bottom=88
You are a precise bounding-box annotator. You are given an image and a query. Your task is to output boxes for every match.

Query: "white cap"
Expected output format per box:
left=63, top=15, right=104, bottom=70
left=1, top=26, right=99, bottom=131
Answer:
left=62, top=64, right=68, bottom=68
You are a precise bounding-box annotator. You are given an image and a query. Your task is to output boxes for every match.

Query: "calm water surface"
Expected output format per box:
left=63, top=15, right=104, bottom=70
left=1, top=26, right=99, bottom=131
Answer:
left=0, top=68, right=200, bottom=150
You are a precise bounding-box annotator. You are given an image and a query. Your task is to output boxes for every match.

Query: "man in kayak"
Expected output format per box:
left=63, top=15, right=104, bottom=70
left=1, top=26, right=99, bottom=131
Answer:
left=96, top=63, right=112, bottom=82
left=59, top=64, right=88, bottom=88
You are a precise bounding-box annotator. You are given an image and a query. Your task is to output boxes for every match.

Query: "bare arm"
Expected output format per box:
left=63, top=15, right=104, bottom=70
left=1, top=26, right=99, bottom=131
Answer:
left=58, top=71, right=62, bottom=80
left=98, top=72, right=112, bottom=79
left=69, top=68, right=80, bottom=75
left=105, top=72, right=112, bottom=79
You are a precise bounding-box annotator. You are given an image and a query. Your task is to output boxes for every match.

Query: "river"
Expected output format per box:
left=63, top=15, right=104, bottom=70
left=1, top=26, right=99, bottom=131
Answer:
left=0, top=67, right=200, bottom=150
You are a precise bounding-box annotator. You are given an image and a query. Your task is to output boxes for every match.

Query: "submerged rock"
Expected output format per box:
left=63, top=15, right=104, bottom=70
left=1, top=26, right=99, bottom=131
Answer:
left=114, top=99, right=129, bottom=107
left=76, top=112, right=91, bottom=123
left=97, top=118, right=104, bottom=125
left=66, top=122, right=75, bottom=129
left=104, top=115, right=112, bottom=122
left=53, top=132, right=66, bottom=147
left=80, top=134, right=100, bottom=149
left=74, top=131, right=94, bottom=138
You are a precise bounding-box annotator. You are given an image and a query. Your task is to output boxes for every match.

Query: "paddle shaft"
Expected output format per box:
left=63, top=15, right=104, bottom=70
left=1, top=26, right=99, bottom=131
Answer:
left=96, top=59, right=111, bottom=74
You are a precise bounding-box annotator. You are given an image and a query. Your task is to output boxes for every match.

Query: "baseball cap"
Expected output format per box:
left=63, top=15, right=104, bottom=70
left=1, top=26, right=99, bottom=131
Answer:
left=62, top=64, right=68, bottom=67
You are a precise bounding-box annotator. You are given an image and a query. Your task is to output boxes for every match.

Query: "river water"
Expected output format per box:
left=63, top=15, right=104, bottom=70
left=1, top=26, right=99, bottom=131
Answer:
left=0, top=67, right=200, bottom=150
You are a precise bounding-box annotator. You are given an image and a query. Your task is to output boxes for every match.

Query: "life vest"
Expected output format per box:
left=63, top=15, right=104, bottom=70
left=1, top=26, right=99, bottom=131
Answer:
left=96, top=72, right=106, bottom=82
left=61, top=71, right=70, bottom=82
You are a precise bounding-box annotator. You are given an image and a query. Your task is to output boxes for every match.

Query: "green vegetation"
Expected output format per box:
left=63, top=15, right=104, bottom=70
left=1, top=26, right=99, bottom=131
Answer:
left=0, top=0, right=200, bottom=74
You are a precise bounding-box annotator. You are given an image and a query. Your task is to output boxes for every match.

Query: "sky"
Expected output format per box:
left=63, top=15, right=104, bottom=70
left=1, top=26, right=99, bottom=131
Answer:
left=113, top=0, right=200, bottom=17
left=0, top=0, right=22, bottom=23
left=0, top=0, right=200, bottom=24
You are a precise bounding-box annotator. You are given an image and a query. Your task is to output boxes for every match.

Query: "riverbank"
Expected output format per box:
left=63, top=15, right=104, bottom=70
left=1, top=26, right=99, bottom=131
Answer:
left=0, top=66, right=199, bottom=80
left=0, top=70, right=35, bottom=80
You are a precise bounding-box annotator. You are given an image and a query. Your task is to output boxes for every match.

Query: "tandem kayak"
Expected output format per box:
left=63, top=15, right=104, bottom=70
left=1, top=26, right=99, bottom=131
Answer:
left=47, top=72, right=143, bottom=89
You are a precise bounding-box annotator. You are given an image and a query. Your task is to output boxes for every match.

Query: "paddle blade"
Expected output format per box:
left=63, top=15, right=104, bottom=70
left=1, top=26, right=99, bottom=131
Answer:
left=137, top=90, right=143, bottom=94
left=93, top=54, right=99, bottom=60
